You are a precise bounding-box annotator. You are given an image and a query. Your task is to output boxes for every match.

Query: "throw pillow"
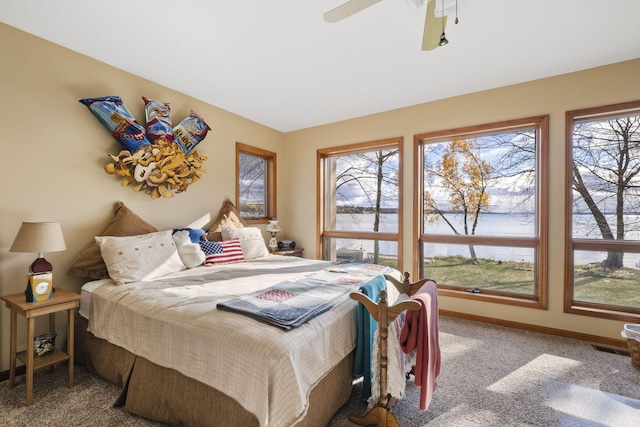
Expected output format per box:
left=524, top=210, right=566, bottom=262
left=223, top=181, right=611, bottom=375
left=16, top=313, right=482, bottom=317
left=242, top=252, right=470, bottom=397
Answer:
left=221, top=226, right=269, bottom=260
left=67, top=201, right=158, bottom=279
left=95, top=230, right=185, bottom=285
left=173, top=227, right=206, bottom=243
left=172, top=230, right=206, bottom=268
left=204, top=199, right=248, bottom=241
left=200, top=238, right=246, bottom=265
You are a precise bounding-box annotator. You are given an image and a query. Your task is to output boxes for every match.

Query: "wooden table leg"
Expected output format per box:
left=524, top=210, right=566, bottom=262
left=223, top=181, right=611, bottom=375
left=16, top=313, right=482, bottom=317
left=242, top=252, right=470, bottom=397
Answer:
left=26, top=316, right=35, bottom=406
left=67, top=308, right=74, bottom=387
left=49, top=312, right=56, bottom=334
left=9, top=310, right=17, bottom=387
left=47, top=312, right=56, bottom=374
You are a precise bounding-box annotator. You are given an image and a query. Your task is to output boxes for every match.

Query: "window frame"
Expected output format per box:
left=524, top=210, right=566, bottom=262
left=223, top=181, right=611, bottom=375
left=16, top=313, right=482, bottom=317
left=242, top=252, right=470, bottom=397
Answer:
left=236, top=142, right=276, bottom=224
left=414, top=116, right=549, bottom=309
left=564, top=100, right=640, bottom=322
left=317, top=137, right=403, bottom=264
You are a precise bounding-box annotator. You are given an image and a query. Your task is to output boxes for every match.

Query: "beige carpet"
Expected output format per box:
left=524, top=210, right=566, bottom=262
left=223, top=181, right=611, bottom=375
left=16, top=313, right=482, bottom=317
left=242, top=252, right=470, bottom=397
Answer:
left=1, top=316, right=639, bottom=426
left=542, top=379, right=640, bottom=426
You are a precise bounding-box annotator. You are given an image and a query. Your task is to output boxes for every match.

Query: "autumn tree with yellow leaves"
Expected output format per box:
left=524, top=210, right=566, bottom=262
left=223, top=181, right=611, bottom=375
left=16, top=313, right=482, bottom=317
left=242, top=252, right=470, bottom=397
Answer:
left=424, top=138, right=493, bottom=263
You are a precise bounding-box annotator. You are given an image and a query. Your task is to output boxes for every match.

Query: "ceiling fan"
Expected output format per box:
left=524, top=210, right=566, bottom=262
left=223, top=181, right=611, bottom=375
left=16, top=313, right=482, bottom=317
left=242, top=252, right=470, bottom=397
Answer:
left=323, top=0, right=458, bottom=51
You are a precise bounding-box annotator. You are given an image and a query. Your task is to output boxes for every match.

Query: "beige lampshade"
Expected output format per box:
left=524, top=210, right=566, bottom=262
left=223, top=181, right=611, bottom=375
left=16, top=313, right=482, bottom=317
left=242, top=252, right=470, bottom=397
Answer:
left=9, top=222, right=67, bottom=253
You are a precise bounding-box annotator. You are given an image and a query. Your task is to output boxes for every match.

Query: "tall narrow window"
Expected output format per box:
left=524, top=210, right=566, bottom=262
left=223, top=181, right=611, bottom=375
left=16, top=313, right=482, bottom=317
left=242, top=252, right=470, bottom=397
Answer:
left=318, top=138, right=402, bottom=269
left=566, top=101, right=640, bottom=321
left=415, top=116, right=548, bottom=307
left=237, top=143, right=276, bottom=222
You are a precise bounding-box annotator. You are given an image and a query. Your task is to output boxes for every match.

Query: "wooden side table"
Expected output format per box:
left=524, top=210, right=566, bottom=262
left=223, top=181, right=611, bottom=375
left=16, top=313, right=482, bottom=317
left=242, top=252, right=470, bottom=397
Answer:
left=272, top=247, right=304, bottom=257
left=1, top=288, right=81, bottom=406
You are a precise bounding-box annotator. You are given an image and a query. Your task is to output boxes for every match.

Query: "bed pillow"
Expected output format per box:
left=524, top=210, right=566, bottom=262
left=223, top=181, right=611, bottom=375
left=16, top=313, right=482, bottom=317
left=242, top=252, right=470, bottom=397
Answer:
left=173, top=227, right=206, bottom=243
left=204, top=199, right=248, bottom=241
left=221, top=226, right=269, bottom=260
left=95, top=230, right=185, bottom=285
left=200, top=238, right=246, bottom=265
left=172, top=230, right=206, bottom=268
left=67, top=201, right=158, bottom=279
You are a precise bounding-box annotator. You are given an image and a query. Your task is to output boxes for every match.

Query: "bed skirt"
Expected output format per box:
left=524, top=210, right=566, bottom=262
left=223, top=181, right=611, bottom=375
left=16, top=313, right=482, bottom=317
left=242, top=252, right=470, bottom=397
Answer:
left=74, top=316, right=354, bottom=426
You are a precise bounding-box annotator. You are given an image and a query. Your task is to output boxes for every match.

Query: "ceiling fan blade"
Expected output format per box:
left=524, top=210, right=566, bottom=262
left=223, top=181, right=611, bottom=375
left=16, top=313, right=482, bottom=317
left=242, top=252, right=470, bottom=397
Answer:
left=422, top=0, right=447, bottom=51
left=404, top=0, right=426, bottom=10
left=324, top=0, right=384, bottom=23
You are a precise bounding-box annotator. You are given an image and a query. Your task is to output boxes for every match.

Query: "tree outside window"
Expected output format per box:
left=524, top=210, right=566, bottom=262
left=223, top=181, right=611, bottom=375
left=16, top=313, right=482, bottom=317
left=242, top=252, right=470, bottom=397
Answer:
left=566, top=101, right=640, bottom=320
left=416, top=116, right=548, bottom=307
left=318, top=138, right=402, bottom=268
left=237, top=143, right=276, bottom=222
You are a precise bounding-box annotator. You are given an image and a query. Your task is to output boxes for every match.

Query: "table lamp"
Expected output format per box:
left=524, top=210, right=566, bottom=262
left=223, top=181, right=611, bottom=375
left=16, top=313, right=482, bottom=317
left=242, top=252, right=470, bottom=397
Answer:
left=10, top=222, right=67, bottom=274
left=265, top=219, right=281, bottom=252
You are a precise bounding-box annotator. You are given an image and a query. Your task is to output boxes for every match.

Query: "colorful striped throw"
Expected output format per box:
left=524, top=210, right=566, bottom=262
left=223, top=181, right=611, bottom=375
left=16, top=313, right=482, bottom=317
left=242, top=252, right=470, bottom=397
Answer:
left=200, top=238, right=246, bottom=265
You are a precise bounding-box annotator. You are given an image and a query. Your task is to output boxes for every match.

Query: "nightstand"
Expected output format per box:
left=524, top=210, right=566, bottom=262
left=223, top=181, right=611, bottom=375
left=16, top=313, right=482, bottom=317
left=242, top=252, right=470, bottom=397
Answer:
left=1, top=288, right=81, bottom=406
left=272, top=247, right=304, bottom=257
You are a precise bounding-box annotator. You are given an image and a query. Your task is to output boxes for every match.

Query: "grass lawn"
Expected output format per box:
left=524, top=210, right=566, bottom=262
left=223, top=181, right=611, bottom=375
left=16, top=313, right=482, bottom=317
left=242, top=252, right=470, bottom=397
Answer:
left=418, top=255, right=640, bottom=309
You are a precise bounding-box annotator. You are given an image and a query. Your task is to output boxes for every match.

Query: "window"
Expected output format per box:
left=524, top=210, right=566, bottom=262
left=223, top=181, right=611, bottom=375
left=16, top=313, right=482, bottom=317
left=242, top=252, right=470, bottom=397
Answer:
left=565, top=101, right=640, bottom=321
left=236, top=143, right=276, bottom=222
left=415, top=117, right=549, bottom=307
left=318, top=138, right=402, bottom=269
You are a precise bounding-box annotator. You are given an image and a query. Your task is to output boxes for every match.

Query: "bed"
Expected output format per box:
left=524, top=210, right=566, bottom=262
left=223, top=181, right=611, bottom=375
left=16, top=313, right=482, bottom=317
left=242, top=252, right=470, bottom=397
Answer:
left=69, top=202, right=403, bottom=426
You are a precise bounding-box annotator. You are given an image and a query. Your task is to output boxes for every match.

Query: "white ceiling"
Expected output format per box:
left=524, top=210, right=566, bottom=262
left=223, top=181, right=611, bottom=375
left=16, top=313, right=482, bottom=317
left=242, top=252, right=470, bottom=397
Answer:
left=2, top=0, right=640, bottom=132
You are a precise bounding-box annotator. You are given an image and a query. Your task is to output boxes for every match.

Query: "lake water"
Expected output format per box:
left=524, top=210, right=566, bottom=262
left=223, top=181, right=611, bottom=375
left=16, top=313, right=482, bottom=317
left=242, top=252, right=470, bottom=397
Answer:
left=335, top=213, right=640, bottom=268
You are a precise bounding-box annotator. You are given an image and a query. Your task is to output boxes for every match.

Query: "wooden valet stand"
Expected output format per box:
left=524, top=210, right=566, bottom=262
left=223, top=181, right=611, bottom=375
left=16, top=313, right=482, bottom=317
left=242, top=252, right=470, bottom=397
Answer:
left=347, top=272, right=432, bottom=427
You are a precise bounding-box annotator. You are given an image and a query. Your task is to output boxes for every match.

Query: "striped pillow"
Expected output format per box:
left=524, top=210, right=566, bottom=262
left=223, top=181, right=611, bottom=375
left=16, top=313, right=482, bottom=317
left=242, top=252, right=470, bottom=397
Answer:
left=200, top=238, right=246, bottom=265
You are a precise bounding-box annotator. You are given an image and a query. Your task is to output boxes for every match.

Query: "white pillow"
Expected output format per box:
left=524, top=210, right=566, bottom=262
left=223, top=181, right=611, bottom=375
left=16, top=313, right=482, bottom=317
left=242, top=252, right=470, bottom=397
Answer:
left=95, top=230, right=185, bottom=285
left=172, top=230, right=206, bottom=268
left=221, top=226, right=269, bottom=260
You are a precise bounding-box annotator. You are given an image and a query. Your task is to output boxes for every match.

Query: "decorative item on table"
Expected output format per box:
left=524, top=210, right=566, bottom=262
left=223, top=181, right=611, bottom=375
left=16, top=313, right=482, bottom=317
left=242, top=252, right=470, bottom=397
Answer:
left=9, top=222, right=66, bottom=302
left=34, top=333, right=57, bottom=357
left=278, top=240, right=296, bottom=250
left=26, top=272, right=53, bottom=302
left=79, top=96, right=210, bottom=199
left=266, top=219, right=281, bottom=252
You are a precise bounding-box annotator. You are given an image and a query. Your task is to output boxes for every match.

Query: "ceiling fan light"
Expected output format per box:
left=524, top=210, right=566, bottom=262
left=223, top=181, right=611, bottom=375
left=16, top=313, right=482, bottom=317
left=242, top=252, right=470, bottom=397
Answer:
left=439, top=32, right=449, bottom=46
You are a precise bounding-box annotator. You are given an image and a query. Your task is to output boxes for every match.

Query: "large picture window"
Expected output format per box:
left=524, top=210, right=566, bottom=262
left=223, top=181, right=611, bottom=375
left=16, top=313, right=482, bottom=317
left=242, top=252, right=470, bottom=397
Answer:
left=236, top=143, right=276, bottom=222
left=318, top=138, right=402, bottom=269
left=415, top=117, right=549, bottom=307
left=565, top=101, right=640, bottom=321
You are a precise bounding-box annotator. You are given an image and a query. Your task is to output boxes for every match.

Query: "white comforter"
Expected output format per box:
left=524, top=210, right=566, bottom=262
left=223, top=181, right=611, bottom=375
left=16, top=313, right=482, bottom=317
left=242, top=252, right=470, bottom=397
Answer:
left=87, top=256, right=388, bottom=427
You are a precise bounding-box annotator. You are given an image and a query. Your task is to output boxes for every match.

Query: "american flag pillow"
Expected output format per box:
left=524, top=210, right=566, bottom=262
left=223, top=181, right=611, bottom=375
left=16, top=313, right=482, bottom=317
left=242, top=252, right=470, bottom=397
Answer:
left=200, top=238, right=246, bottom=265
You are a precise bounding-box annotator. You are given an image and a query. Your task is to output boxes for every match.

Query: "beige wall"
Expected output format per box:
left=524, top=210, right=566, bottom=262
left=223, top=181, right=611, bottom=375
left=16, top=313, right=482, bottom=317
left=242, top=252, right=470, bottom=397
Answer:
left=0, top=24, right=285, bottom=372
left=2, top=22, right=639, bottom=373
left=283, top=58, right=640, bottom=345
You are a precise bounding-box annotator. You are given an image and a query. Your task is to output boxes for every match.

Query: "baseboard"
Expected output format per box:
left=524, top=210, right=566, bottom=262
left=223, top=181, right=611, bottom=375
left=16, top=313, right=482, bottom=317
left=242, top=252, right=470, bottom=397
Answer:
left=440, top=310, right=628, bottom=349
left=0, top=365, right=26, bottom=382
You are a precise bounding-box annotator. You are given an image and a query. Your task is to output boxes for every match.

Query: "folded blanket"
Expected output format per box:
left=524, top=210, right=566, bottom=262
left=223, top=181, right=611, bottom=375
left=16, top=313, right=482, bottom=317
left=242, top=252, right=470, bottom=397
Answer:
left=399, top=280, right=440, bottom=411
left=368, top=301, right=408, bottom=409
left=217, top=264, right=390, bottom=331
left=352, top=274, right=387, bottom=399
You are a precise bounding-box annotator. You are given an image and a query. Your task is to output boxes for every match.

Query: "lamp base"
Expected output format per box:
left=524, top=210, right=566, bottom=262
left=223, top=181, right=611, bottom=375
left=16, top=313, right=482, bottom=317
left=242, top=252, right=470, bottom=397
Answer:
left=30, top=256, right=52, bottom=274
left=268, top=237, right=279, bottom=252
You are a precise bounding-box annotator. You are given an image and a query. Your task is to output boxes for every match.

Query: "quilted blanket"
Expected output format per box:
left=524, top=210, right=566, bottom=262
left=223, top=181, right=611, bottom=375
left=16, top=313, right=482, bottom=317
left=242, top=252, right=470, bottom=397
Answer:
left=217, top=263, right=392, bottom=330
left=217, top=264, right=392, bottom=331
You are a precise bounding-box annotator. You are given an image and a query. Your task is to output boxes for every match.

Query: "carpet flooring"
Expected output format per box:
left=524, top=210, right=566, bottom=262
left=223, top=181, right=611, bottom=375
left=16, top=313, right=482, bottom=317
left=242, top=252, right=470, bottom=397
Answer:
left=542, top=379, right=640, bottom=427
left=1, top=316, right=639, bottom=426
